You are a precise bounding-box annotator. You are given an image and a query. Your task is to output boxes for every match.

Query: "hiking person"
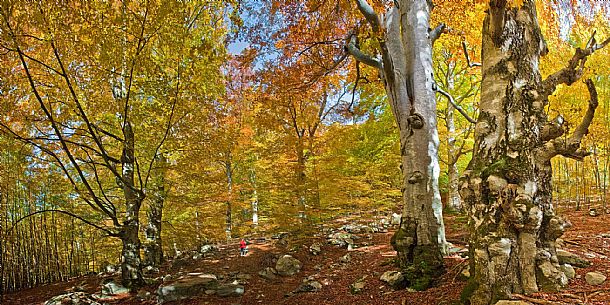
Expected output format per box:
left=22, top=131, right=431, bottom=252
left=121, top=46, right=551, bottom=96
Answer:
left=239, top=238, right=247, bottom=256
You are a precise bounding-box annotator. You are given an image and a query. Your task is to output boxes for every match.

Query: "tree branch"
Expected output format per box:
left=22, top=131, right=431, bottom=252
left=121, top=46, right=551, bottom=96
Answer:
left=435, top=86, right=477, bottom=124
left=538, top=79, right=598, bottom=161
left=354, top=0, right=381, bottom=33
left=462, top=41, right=481, bottom=67
left=6, top=209, right=117, bottom=237
left=345, top=34, right=382, bottom=69
left=541, top=32, right=610, bottom=97
left=430, top=23, right=447, bottom=45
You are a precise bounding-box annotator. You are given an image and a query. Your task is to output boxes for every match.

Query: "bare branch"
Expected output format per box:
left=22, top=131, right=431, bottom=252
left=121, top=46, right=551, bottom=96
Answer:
left=541, top=32, right=610, bottom=97
left=430, top=23, right=447, bottom=45
left=538, top=79, right=598, bottom=161
left=435, top=86, right=477, bottom=124
left=354, top=0, right=381, bottom=33
left=6, top=209, right=117, bottom=237
left=345, top=34, right=382, bottom=69
left=462, top=41, right=481, bottom=68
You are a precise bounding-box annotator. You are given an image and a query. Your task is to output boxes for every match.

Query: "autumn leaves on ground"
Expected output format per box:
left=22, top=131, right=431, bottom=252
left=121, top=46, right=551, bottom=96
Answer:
left=3, top=210, right=610, bottom=305
left=3, top=0, right=610, bottom=305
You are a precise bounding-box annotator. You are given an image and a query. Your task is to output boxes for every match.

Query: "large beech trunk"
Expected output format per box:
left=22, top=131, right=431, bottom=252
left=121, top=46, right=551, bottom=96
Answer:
left=349, top=0, right=447, bottom=288
left=143, top=155, right=166, bottom=267
left=120, top=123, right=144, bottom=289
left=460, top=1, right=600, bottom=304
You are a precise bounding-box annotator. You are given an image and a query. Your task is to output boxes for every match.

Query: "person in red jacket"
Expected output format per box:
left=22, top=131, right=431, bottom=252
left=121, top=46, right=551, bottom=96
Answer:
left=239, top=238, right=247, bottom=256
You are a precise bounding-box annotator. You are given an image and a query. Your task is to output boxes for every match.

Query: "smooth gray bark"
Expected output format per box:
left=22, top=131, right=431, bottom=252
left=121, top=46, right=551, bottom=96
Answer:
left=349, top=0, right=446, bottom=288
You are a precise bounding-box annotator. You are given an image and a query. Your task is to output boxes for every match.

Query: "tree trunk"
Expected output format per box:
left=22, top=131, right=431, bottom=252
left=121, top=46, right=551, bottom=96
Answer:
left=296, top=136, right=306, bottom=219
left=250, top=168, right=259, bottom=227
left=225, top=153, right=233, bottom=240
left=446, top=62, right=462, bottom=211
left=382, top=0, right=446, bottom=289
left=460, top=1, right=599, bottom=303
left=120, top=122, right=144, bottom=289
left=143, top=154, right=166, bottom=267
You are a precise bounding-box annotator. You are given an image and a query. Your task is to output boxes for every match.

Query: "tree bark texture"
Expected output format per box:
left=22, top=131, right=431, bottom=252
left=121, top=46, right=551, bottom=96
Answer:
left=351, top=0, right=447, bottom=288
left=120, top=122, right=145, bottom=289
left=143, top=154, right=166, bottom=267
left=460, top=1, right=600, bottom=304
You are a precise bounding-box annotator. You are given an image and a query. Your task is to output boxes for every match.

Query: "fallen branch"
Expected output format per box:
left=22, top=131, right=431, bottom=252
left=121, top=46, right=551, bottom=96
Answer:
left=563, top=239, right=608, bottom=256
left=512, top=294, right=564, bottom=305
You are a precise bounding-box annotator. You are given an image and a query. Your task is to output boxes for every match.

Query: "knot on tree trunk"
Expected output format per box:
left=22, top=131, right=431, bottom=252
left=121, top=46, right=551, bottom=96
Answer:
left=408, top=113, right=425, bottom=129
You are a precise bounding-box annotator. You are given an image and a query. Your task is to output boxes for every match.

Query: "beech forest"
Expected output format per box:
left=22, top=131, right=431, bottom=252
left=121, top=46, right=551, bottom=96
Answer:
left=1, top=1, right=610, bottom=304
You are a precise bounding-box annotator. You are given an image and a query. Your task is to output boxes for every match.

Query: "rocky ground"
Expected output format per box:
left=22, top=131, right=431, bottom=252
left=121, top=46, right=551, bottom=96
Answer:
left=3, top=209, right=609, bottom=305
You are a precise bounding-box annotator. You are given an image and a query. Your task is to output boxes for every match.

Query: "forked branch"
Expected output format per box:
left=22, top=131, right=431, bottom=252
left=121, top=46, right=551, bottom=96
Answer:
left=345, top=34, right=382, bottom=69
left=542, top=31, right=610, bottom=97
left=538, top=79, right=598, bottom=161
left=435, top=86, right=477, bottom=124
left=462, top=41, right=481, bottom=67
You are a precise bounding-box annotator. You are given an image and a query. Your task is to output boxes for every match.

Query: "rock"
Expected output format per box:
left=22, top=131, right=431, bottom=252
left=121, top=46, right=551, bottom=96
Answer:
left=101, top=280, right=130, bottom=295
left=44, top=292, right=101, bottom=305
left=136, top=289, right=152, bottom=301
left=272, top=232, right=289, bottom=239
left=327, top=232, right=358, bottom=249
left=391, top=213, right=401, bottom=225
left=309, top=243, right=322, bottom=255
left=460, top=266, right=471, bottom=279
left=144, top=265, right=160, bottom=274
left=585, top=272, right=607, bottom=285
left=537, top=261, right=568, bottom=289
left=294, top=280, right=322, bottom=293
left=236, top=273, right=251, bottom=280
left=556, top=249, right=591, bottom=268
left=340, top=254, right=351, bottom=264
left=200, top=244, right=219, bottom=255
left=560, top=264, right=575, bottom=279
left=157, top=274, right=219, bottom=303
left=589, top=208, right=599, bottom=217
left=275, top=255, right=302, bottom=276
left=216, top=284, right=245, bottom=297
left=380, top=271, right=406, bottom=290
left=350, top=276, right=367, bottom=294
left=258, top=267, right=278, bottom=280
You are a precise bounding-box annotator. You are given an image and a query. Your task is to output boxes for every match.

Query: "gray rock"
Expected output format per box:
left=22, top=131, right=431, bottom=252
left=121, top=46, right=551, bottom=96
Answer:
left=309, top=243, right=322, bottom=255
left=216, top=284, right=245, bottom=297
left=557, top=249, right=591, bottom=268
left=350, top=276, right=367, bottom=294
left=275, top=255, right=302, bottom=276
left=460, top=266, right=471, bottom=279
left=157, top=274, right=219, bottom=303
left=327, top=232, right=358, bottom=248
left=340, top=254, right=351, bottom=264
left=391, top=213, right=401, bottom=225
left=295, top=280, right=322, bottom=293
left=258, top=267, right=278, bottom=280
left=560, top=264, right=575, bottom=279
left=585, top=272, right=607, bottom=285
left=44, top=292, right=101, bottom=305
left=200, top=244, right=219, bottom=255
left=589, top=208, right=599, bottom=217
left=101, top=280, right=130, bottom=295
left=380, top=271, right=406, bottom=290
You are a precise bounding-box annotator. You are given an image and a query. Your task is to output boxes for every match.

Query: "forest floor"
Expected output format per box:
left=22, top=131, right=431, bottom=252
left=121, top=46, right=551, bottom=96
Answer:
left=3, top=209, right=610, bottom=305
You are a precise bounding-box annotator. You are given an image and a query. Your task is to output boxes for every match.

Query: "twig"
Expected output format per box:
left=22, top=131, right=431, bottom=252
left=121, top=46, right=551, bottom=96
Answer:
left=512, top=294, right=564, bottom=305
left=564, top=239, right=608, bottom=256
left=462, top=41, right=481, bottom=67
left=436, top=86, right=477, bottom=124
